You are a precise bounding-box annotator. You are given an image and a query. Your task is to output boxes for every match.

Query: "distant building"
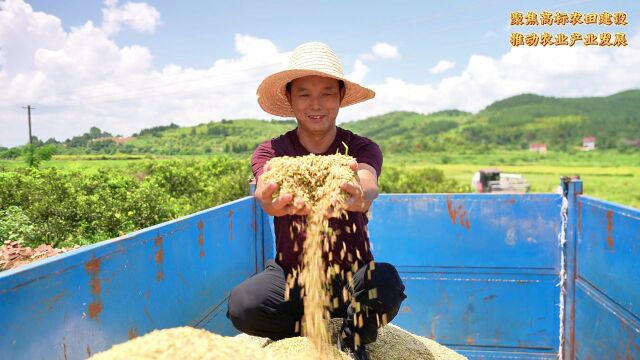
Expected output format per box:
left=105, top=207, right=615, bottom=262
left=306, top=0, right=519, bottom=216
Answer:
left=582, top=137, right=596, bottom=151
left=529, top=143, right=547, bottom=153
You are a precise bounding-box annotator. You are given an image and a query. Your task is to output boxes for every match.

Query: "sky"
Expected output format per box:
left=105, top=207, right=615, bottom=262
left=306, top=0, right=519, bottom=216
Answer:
left=1, top=0, right=639, bottom=147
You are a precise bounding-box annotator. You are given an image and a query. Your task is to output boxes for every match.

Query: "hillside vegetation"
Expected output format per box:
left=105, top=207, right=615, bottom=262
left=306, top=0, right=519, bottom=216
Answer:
left=2, top=90, right=639, bottom=158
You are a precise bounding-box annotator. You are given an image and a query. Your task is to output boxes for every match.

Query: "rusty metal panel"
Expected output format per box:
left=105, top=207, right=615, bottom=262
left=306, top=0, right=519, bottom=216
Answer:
left=577, top=196, right=640, bottom=317
left=572, top=196, right=640, bottom=359
left=369, top=194, right=561, bottom=268
left=0, top=197, right=257, bottom=360
left=369, top=194, right=563, bottom=359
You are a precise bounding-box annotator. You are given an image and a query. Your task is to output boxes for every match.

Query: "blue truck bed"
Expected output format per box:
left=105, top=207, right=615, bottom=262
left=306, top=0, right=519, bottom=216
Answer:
left=1, top=179, right=638, bottom=359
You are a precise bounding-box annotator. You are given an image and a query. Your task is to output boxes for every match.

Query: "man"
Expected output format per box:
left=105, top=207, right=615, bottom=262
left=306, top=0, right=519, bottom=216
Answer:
left=227, top=42, right=406, bottom=360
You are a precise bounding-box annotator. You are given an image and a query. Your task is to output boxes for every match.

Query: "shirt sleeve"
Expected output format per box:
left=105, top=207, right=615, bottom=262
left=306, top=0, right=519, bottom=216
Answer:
left=350, top=137, right=383, bottom=177
left=251, top=140, right=276, bottom=180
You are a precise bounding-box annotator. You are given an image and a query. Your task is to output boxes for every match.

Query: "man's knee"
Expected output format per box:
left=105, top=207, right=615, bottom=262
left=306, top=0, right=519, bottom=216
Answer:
left=374, top=262, right=406, bottom=319
left=355, top=262, right=406, bottom=314
left=227, top=284, right=255, bottom=332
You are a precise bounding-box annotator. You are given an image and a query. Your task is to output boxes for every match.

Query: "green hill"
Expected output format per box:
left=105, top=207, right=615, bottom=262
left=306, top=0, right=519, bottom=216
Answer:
left=460, top=90, right=640, bottom=150
left=3, top=90, right=639, bottom=157
left=343, top=90, right=640, bottom=153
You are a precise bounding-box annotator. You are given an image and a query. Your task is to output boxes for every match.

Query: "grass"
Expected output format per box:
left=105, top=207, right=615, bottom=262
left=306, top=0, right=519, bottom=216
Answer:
left=386, top=151, right=640, bottom=208
left=0, top=154, right=251, bottom=173
left=2, top=150, right=638, bottom=209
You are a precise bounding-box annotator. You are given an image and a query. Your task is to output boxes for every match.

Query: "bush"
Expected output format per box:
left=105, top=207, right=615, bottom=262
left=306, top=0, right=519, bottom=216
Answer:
left=0, top=206, right=37, bottom=246
left=379, top=166, right=469, bottom=193
left=0, top=157, right=250, bottom=247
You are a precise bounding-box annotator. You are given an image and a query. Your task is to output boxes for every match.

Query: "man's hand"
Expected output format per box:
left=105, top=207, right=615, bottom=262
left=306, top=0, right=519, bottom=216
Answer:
left=340, top=160, right=379, bottom=213
left=255, top=165, right=311, bottom=217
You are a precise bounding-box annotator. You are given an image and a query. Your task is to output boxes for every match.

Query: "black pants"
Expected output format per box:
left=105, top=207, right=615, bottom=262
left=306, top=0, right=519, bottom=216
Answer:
left=227, top=260, right=406, bottom=345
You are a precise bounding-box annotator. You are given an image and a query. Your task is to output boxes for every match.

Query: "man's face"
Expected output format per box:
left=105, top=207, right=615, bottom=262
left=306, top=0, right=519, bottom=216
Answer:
left=287, top=75, right=345, bottom=136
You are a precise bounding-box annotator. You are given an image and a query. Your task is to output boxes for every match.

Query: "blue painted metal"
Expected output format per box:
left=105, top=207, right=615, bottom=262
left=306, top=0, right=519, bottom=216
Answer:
left=562, top=178, right=582, bottom=360
left=369, top=194, right=562, bottom=359
left=572, top=195, right=640, bottom=359
left=0, top=197, right=258, bottom=359
left=1, top=178, right=638, bottom=360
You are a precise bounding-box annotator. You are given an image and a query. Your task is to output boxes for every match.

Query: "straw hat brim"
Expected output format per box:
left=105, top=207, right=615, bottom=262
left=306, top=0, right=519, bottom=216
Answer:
left=257, top=69, right=375, bottom=117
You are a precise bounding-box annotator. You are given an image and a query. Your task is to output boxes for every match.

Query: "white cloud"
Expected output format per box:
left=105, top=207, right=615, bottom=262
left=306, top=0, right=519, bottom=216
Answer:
left=429, top=60, right=455, bottom=74
left=1, top=0, right=639, bottom=147
left=0, top=0, right=288, bottom=147
left=341, top=29, right=640, bottom=121
left=359, top=42, right=400, bottom=61
left=352, top=42, right=400, bottom=82
left=371, top=43, right=400, bottom=59
left=101, top=0, right=160, bottom=34
left=347, top=59, right=369, bottom=83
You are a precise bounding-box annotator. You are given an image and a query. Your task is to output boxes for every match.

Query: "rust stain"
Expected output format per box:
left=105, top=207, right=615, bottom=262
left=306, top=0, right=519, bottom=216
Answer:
left=466, top=336, right=475, bottom=345
left=89, top=277, right=101, bottom=295
left=577, top=201, right=583, bottom=236
left=86, top=345, right=92, bottom=357
left=228, top=209, right=234, bottom=241
left=88, top=301, right=103, bottom=319
left=143, top=304, right=154, bottom=323
left=606, top=210, right=614, bottom=249
left=442, top=289, right=451, bottom=306
left=86, top=255, right=103, bottom=319
left=145, top=289, right=150, bottom=300
left=155, top=248, right=163, bottom=264
left=46, top=291, right=66, bottom=310
left=483, top=294, right=496, bottom=302
left=198, top=233, right=204, bottom=246
left=197, top=221, right=205, bottom=257
left=128, top=327, right=138, bottom=340
left=446, top=196, right=471, bottom=230
left=251, top=200, right=256, bottom=231
left=154, top=233, right=164, bottom=281
left=400, top=306, right=411, bottom=313
left=446, top=196, right=455, bottom=223
left=85, top=256, right=100, bottom=275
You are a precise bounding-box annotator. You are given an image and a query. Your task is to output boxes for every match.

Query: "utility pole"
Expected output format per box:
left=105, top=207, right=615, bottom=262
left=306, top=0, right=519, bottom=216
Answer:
left=22, top=105, right=35, bottom=145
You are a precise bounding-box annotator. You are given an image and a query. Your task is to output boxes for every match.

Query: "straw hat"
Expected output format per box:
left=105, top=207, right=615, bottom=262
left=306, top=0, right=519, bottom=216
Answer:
left=257, top=42, right=375, bottom=117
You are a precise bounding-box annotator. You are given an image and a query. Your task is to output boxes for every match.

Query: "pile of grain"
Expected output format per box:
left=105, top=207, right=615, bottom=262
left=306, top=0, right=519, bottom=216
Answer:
left=368, top=324, right=466, bottom=360
left=261, top=153, right=360, bottom=354
left=91, top=325, right=467, bottom=360
left=90, top=327, right=273, bottom=360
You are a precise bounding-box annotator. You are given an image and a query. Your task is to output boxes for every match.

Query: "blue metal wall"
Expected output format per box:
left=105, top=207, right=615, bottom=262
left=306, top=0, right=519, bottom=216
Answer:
left=1, top=185, right=638, bottom=359
left=0, top=197, right=260, bottom=360
left=569, top=195, right=640, bottom=359
left=368, top=194, right=563, bottom=360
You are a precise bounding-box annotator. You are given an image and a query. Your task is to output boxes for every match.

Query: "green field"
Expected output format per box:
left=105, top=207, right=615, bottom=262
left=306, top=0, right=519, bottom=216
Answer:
left=2, top=151, right=639, bottom=209
left=386, top=151, right=640, bottom=208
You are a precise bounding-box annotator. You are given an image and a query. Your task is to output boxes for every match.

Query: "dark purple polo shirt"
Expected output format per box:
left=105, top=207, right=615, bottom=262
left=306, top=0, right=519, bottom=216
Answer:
left=251, top=127, right=383, bottom=273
